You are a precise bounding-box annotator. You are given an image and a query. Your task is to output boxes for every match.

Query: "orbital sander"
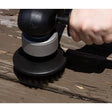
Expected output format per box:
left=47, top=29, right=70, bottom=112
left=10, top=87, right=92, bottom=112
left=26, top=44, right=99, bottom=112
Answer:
left=13, top=9, right=72, bottom=87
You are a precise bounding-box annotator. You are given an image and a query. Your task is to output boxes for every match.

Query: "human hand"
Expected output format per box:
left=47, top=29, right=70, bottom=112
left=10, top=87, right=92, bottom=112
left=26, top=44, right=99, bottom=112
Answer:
left=69, top=9, right=112, bottom=45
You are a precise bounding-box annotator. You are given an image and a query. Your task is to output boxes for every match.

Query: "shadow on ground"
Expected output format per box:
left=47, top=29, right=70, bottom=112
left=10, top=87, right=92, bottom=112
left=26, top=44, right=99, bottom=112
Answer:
left=66, top=43, right=112, bottom=73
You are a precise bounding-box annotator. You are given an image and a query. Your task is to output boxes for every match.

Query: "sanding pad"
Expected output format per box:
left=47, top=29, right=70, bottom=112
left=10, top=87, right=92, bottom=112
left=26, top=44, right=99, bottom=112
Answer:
left=13, top=48, right=66, bottom=87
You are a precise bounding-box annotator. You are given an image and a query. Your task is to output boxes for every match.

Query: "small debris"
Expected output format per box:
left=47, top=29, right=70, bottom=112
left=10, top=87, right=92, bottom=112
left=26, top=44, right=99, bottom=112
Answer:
left=7, top=52, right=12, bottom=56
left=8, top=35, right=13, bottom=37
left=17, top=36, right=21, bottom=39
left=16, top=31, right=21, bottom=33
left=76, top=85, right=85, bottom=90
left=0, top=50, right=6, bottom=54
left=105, top=81, right=111, bottom=85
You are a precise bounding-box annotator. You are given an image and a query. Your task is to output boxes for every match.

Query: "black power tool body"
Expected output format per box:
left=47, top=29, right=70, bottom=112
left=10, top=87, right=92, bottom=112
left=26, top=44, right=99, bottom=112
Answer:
left=13, top=9, right=71, bottom=87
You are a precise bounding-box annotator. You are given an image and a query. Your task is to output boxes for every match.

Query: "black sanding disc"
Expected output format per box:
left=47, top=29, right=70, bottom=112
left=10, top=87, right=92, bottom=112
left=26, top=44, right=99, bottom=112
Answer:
left=13, top=48, right=66, bottom=87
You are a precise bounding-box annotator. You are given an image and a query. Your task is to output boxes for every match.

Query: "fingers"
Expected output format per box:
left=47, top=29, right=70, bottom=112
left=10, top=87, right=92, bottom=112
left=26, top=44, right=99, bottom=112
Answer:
left=103, top=34, right=112, bottom=43
left=70, top=24, right=93, bottom=45
left=77, top=31, right=93, bottom=45
left=70, top=29, right=81, bottom=42
left=70, top=27, right=104, bottom=45
left=87, top=31, right=104, bottom=45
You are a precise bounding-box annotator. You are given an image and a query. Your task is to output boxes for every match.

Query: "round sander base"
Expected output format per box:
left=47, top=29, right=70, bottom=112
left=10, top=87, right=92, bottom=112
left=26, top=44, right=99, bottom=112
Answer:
left=13, top=48, right=66, bottom=88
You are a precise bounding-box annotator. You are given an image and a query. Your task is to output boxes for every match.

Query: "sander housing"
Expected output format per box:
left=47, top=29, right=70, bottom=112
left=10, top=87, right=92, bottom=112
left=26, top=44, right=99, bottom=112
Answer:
left=13, top=9, right=71, bottom=87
